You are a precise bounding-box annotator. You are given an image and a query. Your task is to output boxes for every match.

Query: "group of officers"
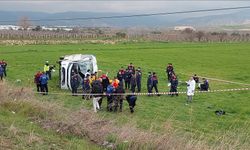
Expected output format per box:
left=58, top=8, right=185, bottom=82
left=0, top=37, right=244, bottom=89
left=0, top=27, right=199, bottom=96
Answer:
left=72, top=63, right=140, bottom=113
left=34, top=61, right=210, bottom=113
left=0, top=59, right=7, bottom=81
left=74, top=62, right=205, bottom=113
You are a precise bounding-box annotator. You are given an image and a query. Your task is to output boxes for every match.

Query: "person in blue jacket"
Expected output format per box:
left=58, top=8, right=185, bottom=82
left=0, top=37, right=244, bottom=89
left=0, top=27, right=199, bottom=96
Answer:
left=0, top=65, right=4, bottom=81
left=126, top=95, right=137, bottom=113
left=39, top=72, right=49, bottom=95
left=170, top=75, right=178, bottom=96
left=136, top=68, right=142, bottom=92
left=147, top=72, right=153, bottom=96
left=151, top=72, right=160, bottom=96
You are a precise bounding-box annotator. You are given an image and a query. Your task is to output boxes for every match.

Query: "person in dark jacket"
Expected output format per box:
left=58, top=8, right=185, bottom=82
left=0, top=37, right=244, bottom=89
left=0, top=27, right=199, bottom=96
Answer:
left=101, top=74, right=109, bottom=92
left=34, top=71, right=42, bottom=92
left=124, top=69, right=132, bottom=90
left=82, top=75, right=91, bottom=100
left=151, top=72, right=160, bottom=96
left=0, top=65, right=4, bottom=81
left=136, top=68, right=142, bottom=92
left=147, top=72, right=153, bottom=96
left=200, top=78, right=209, bottom=91
left=0, top=60, right=7, bottom=77
left=113, top=83, right=125, bottom=112
left=91, top=79, right=103, bottom=112
left=39, top=72, right=49, bottom=95
left=48, top=65, right=55, bottom=80
left=130, top=73, right=136, bottom=93
left=127, top=63, right=135, bottom=74
left=170, top=75, right=178, bottom=96
left=193, top=74, right=200, bottom=89
left=117, top=69, right=124, bottom=87
left=126, top=95, right=137, bottom=113
left=166, top=63, right=174, bottom=82
left=71, top=72, right=81, bottom=96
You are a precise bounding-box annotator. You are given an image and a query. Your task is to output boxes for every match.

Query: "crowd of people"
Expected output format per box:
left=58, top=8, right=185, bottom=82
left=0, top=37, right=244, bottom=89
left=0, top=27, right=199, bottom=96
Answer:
left=32, top=61, right=210, bottom=112
left=80, top=63, right=140, bottom=113
left=0, top=59, right=7, bottom=81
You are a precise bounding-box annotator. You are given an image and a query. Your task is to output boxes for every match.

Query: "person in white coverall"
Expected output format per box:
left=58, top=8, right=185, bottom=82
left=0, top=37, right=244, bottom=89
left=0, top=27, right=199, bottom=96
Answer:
left=186, top=77, right=196, bottom=103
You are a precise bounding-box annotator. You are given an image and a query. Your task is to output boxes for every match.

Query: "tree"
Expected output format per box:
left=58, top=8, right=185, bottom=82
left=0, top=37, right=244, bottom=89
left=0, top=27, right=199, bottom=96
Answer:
left=182, top=28, right=194, bottom=34
left=18, top=16, right=32, bottom=30
left=116, top=32, right=127, bottom=38
left=218, top=32, right=227, bottom=42
left=196, top=31, right=205, bottom=42
left=182, top=28, right=195, bottom=42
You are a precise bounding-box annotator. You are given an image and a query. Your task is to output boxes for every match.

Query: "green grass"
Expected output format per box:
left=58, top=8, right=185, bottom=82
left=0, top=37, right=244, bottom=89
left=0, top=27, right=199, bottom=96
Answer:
left=0, top=106, right=100, bottom=150
left=1, top=42, right=250, bottom=148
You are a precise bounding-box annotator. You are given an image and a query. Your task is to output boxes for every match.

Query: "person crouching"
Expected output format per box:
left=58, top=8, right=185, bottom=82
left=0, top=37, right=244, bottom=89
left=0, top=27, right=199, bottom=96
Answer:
left=126, top=95, right=137, bottom=113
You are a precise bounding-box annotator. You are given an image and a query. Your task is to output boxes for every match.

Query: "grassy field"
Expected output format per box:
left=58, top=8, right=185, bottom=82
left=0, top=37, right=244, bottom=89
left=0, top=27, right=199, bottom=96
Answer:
left=1, top=42, right=250, bottom=149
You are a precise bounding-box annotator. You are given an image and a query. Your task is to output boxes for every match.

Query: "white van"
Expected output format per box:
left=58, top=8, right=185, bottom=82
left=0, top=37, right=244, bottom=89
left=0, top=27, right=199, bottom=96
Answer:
left=59, top=54, right=98, bottom=90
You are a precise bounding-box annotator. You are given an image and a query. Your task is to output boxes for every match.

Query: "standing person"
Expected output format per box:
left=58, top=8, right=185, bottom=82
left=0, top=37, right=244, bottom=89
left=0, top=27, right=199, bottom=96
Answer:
left=126, top=95, right=137, bottom=113
left=71, top=72, right=81, bottom=96
left=0, top=65, right=4, bottom=81
left=170, top=75, right=178, bottom=96
left=130, top=73, right=136, bottom=93
left=113, top=83, right=125, bottom=112
left=151, top=72, right=160, bottom=96
left=1, top=59, right=7, bottom=77
left=91, top=79, right=103, bottom=112
left=186, top=77, right=196, bottom=104
left=166, top=63, right=174, bottom=82
left=34, top=71, right=42, bottom=92
left=44, top=61, right=50, bottom=79
left=147, top=72, right=153, bottom=96
left=100, top=74, right=109, bottom=108
left=82, top=75, right=91, bottom=100
left=136, top=68, right=142, bottom=92
left=128, top=63, right=135, bottom=73
left=120, top=67, right=125, bottom=79
left=124, top=69, right=131, bottom=90
left=117, top=69, right=124, bottom=87
left=106, top=81, right=114, bottom=112
left=193, top=74, right=200, bottom=89
left=39, top=72, right=49, bottom=95
left=48, top=65, right=55, bottom=79
left=101, top=74, right=110, bottom=92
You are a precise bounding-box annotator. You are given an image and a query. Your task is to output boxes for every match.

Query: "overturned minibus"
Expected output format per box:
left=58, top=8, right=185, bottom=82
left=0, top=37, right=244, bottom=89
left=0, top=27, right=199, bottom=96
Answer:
left=58, top=54, right=98, bottom=90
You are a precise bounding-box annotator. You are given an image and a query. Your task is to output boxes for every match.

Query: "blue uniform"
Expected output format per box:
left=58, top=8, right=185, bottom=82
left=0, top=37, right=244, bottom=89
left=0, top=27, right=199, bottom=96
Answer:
left=147, top=74, right=152, bottom=94
left=39, top=74, right=49, bottom=94
left=126, top=95, right=137, bottom=113
left=151, top=75, right=159, bottom=93
left=0, top=66, right=4, bottom=80
left=106, top=84, right=114, bottom=111
left=136, top=71, right=142, bottom=92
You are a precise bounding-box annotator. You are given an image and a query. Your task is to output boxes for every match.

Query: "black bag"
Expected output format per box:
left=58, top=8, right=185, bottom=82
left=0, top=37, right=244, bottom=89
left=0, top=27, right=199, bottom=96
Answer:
left=215, top=110, right=225, bottom=116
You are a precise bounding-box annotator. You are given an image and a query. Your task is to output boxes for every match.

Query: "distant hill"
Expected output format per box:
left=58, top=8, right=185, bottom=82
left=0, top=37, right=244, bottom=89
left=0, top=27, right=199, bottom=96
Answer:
left=177, top=10, right=250, bottom=27
left=1, top=10, right=250, bottom=28
left=0, top=11, right=178, bottom=27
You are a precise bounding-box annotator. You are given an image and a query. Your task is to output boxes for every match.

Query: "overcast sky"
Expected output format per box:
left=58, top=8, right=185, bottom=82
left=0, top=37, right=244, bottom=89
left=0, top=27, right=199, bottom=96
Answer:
left=0, top=1, right=250, bottom=14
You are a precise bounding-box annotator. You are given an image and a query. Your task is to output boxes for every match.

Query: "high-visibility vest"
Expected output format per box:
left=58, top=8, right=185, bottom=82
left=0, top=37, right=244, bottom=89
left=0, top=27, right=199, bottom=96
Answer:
left=44, top=65, right=50, bottom=72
